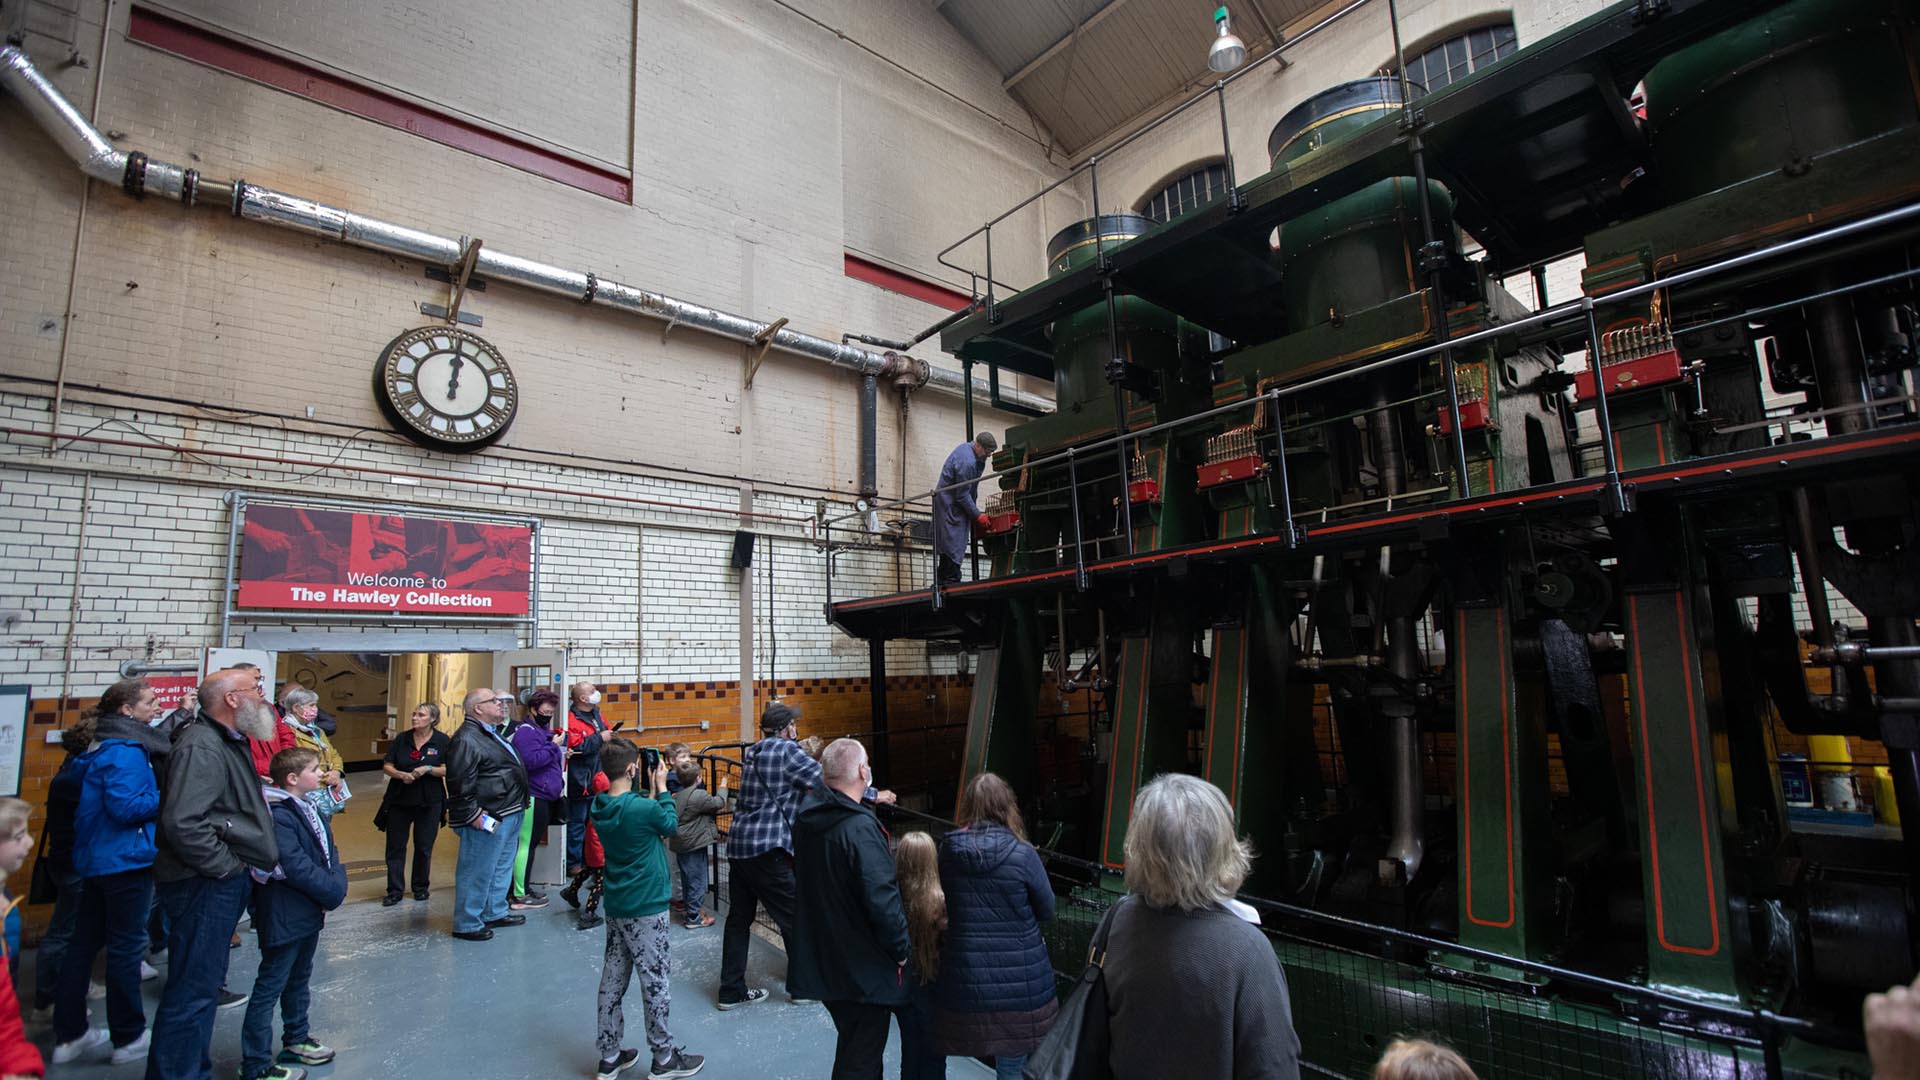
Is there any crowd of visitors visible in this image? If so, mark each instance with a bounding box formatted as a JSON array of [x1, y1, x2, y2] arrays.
[[10, 673, 1920, 1080]]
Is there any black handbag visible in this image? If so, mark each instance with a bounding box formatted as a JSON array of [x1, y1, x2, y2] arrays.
[[1023, 896, 1128, 1080], [372, 789, 392, 833], [26, 829, 56, 905]]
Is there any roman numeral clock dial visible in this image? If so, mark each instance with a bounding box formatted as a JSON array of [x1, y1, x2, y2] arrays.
[[372, 326, 519, 452]]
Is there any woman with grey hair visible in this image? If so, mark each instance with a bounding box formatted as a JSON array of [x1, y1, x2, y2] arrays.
[[1103, 773, 1301, 1080], [280, 686, 349, 816]]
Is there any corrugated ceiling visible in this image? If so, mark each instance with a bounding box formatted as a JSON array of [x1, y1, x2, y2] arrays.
[[937, 0, 1323, 154]]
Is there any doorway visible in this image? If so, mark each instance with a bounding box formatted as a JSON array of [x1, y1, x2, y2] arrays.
[[273, 648, 566, 768]]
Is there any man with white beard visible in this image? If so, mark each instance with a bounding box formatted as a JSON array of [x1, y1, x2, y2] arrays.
[[147, 668, 282, 1080]]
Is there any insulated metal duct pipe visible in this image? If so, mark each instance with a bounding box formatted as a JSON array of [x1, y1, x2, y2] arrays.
[[0, 44, 1052, 415], [858, 374, 880, 499]]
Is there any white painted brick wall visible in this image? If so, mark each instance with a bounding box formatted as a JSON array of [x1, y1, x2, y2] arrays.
[[0, 392, 949, 695]]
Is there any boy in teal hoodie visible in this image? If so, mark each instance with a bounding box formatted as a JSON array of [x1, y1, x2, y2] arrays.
[[589, 740, 704, 1080]]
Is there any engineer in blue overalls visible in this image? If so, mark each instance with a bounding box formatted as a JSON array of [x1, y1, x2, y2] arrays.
[[934, 431, 998, 584]]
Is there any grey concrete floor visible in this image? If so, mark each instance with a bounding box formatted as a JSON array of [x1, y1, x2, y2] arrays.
[[28, 774, 992, 1080]]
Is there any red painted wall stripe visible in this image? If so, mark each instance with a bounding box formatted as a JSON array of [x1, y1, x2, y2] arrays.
[[126, 6, 631, 203], [843, 253, 973, 311]]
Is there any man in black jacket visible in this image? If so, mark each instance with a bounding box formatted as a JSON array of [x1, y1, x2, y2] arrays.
[[789, 738, 910, 1080], [445, 688, 529, 942], [147, 668, 281, 1080]]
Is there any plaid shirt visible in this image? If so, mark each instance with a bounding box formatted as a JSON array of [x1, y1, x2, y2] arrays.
[[727, 736, 822, 861]]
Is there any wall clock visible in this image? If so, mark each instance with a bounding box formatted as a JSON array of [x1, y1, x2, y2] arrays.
[[373, 326, 519, 452]]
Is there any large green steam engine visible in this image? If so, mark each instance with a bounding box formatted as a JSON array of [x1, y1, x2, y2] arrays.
[[832, 0, 1920, 1074]]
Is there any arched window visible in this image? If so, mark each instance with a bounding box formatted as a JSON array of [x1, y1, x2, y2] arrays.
[[1401, 22, 1517, 97], [1140, 161, 1230, 224]]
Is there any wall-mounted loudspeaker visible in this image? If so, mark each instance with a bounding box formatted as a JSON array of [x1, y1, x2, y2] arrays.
[[731, 530, 755, 569]]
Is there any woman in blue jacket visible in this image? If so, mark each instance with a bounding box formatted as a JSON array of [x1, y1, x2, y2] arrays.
[[51, 678, 163, 1066], [934, 772, 1058, 1080]]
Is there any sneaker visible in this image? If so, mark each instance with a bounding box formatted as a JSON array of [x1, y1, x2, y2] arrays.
[[509, 894, 549, 910], [596, 1048, 641, 1079], [715, 988, 769, 1011], [578, 914, 604, 931], [218, 988, 250, 1010], [559, 886, 581, 909], [280, 1039, 335, 1065], [684, 912, 715, 929], [27, 1003, 52, 1026], [110, 1029, 151, 1065], [412, 891, 429, 901], [52, 1027, 110, 1064], [382, 894, 402, 907], [521, 889, 548, 902], [649, 1049, 705, 1079], [241, 1066, 308, 1080]]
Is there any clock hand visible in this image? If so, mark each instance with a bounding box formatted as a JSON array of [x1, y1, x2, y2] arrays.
[[447, 355, 463, 399]]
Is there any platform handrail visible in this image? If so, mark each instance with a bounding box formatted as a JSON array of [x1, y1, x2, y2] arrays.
[[827, 196, 1920, 540]]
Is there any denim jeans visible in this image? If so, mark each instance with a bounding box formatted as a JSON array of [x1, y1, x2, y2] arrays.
[[239, 933, 318, 1079], [33, 867, 82, 1010], [55, 867, 153, 1046], [677, 847, 709, 918], [565, 796, 591, 871], [994, 1055, 1027, 1080], [452, 810, 522, 933], [146, 872, 251, 1080]]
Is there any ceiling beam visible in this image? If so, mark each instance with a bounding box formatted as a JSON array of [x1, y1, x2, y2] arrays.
[[1002, 0, 1132, 91]]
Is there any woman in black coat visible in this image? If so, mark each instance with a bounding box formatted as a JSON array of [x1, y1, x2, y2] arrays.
[[934, 772, 1056, 1079]]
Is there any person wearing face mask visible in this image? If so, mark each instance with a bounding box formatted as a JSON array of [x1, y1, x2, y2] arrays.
[[278, 689, 347, 818], [507, 690, 565, 909], [564, 682, 611, 877], [148, 668, 282, 1080], [788, 738, 910, 1078], [378, 703, 449, 906], [444, 688, 530, 942]]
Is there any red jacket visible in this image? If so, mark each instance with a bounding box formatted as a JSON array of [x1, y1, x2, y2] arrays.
[[0, 900, 45, 1077], [249, 723, 298, 780], [583, 771, 610, 869]]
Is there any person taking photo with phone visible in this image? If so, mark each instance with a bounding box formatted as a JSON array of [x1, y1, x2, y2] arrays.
[[587, 739, 702, 1080]]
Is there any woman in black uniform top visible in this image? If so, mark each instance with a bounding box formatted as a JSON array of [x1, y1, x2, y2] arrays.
[[380, 703, 451, 905]]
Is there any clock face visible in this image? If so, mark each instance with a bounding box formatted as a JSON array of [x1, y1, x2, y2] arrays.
[[373, 327, 518, 452]]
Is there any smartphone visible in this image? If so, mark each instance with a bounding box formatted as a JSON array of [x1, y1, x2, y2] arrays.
[[640, 746, 661, 772]]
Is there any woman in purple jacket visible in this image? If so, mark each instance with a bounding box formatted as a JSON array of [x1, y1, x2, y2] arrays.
[[508, 689, 567, 908]]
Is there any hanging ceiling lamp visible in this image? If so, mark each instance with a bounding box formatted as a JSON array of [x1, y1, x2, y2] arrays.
[[1208, 6, 1248, 73]]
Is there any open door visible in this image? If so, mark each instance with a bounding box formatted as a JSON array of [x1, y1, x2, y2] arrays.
[[495, 648, 568, 888]]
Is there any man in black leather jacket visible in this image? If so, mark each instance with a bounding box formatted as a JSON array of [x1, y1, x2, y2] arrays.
[[445, 688, 529, 941], [148, 668, 282, 1080]]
